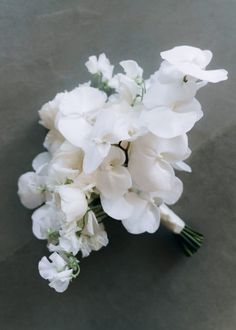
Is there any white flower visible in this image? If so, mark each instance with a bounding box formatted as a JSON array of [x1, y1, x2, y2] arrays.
[[32, 152, 51, 174], [143, 77, 197, 109], [38, 252, 73, 293], [56, 86, 107, 148], [120, 60, 143, 79], [85, 53, 114, 81], [142, 69, 203, 138], [48, 142, 83, 183], [43, 129, 65, 155], [31, 204, 61, 240], [17, 172, 47, 209], [141, 97, 203, 138], [57, 220, 82, 256], [56, 211, 108, 257], [128, 133, 189, 199], [96, 146, 132, 198], [39, 92, 66, 130], [109, 60, 144, 105], [82, 102, 131, 173], [109, 74, 142, 105], [160, 45, 228, 83], [79, 210, 109, 257], [101, 191, 160, 234], [57, 185, 88, 222]]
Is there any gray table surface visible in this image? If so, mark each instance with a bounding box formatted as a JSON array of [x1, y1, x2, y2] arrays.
[[0, 1, 236, 329]]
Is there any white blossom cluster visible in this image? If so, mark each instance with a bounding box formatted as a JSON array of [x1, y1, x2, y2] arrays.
[[18, 46, 227, 292]]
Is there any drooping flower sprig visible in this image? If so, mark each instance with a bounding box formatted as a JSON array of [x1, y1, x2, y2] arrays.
[[18, 46, 228, 292]]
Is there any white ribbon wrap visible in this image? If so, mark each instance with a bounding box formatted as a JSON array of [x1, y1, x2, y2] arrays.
[[160, 204, 185, 234]]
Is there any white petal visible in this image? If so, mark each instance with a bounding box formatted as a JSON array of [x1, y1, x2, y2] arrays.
[[120, 60, 143, 78], [153, 176, 183, 205], [122, 194, 160, 234], [129, 152, 175, 193], [83, 142, 111, 174], [32, 152, 51, 173], [143, 80, 197, 109], [101, 194, 133, 220], [141, 102, 200, 138], [58, 186, 87, 222], [161, 46, 211, 68], [160, 46, 228, 83], [59, 86, 106, 116], [32, 204, 60, 240], [38, 92, 65, 129], [49, 277, 70, 293], [38, 256, 55, 280], [18, 172, 46, 209], [59, 234, 81, 255], [86, 53, 114, 80], [173, 161, 192, 173], [43, 129, 65, 155], [176, 63, 228, 83], [130, 132, 191, 163], [101, 146, 126, 167], [49, 252, 67, 270], [97, 166, 132, 198], [57, 116, 92, 148]]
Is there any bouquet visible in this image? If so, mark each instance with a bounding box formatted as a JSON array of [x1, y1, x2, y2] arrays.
[[18, 46, 228, 292]]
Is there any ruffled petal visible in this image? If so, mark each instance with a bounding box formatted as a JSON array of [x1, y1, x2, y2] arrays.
[[101, 194, 133, 220], [141, 101, 200, 138], [58, 186, 87, 222], [57, 116, 92, 148], [17, 172, 46, 209], [32, 152, 51, 173], [97, 166, 132, 198], [59, 86, 106, 116], [122, 193, 160, 234], [120, 60, 143, 78]]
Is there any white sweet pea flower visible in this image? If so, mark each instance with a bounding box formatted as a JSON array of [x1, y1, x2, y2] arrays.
[[120, 60, 143, 80], [82, 102, 131, 173], [142, 67, 204, 138], [151, 176, 183, 205], [32, 152, 51, 174], [32, 204, 61, 240], [55, 210, 108, 257], [38, 252, 73, 293], [109, 73, 143, 105], [96, 146, 132, 198], [143, 77, 197, 109], [160, 45, 228, 83], [18, 172, 47, 209], [48, 142, 83, 183], [101, 191, 160, 234], [57, 185, 88, 222], [85, 53, 114, 81], [141, 97, 203, 138], [100, 193, 134, 220], [79, 210, 109, 257], [128, 133, 189, 196], [56, 86, 107, 148], [43, 129, 65, 155], [39, 92, 66, 130], [56, 220, 82, 256], [121, 192, 160, 234]]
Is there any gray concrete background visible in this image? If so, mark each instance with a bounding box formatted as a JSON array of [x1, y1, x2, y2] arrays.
[[0, 0, 235, 329]]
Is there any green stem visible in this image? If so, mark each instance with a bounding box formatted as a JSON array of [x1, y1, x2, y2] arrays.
[[176, 225, 204, 257]]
